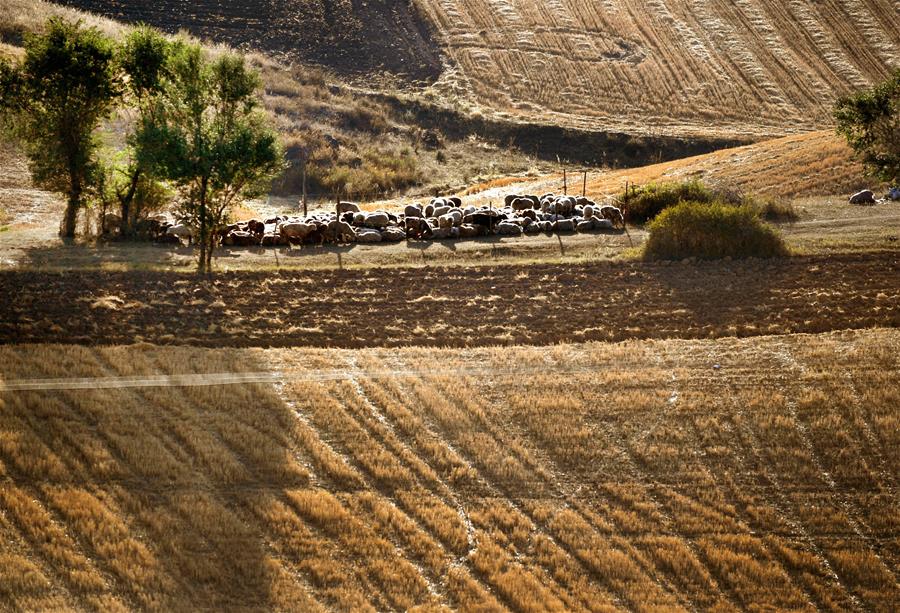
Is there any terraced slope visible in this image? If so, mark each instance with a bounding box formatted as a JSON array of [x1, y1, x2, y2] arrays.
[[1, 331, 898, 610], [417, 0, 900, 137]]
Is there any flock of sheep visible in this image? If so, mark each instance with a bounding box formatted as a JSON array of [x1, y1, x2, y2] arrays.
[[154, 193, 625, 248]]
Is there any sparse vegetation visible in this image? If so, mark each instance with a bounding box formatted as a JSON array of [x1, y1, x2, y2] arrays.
[[643, 201, 789, 261]]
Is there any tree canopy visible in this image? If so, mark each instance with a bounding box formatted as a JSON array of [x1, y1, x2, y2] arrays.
[[0, 17, 120, 237], [835, 69, 900, 186], [135, 42, 283, 271]]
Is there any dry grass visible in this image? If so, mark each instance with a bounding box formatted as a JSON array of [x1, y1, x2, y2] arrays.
[[0, 329, 898, 609], [467, 131, 874, 206]]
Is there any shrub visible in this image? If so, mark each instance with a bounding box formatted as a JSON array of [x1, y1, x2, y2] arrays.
[[624, 180, 799, 224], [643, 201, 789, 261], [743, 196, 799, 223], [623, 180, 714, 224]]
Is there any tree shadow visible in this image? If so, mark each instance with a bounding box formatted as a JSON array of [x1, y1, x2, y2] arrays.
[[0, 345, 337, 610]]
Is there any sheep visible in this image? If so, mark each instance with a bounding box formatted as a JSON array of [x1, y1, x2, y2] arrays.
[[324, 219, 356, 243], [431, 226, 454, 240], [353, 212, 366, 225], [380, 227, 406, 242], [457, 224, 480, 239], [261, 233, 286, 247], [448, 196, 462, 207], [226, 230, 257, 247], [405, 217, 433, 239], [497, 221, 523, 236], [432, 205, 452, 218], [511, 197, 535, 211], [597, 205, 625, 228], [364, 211, 390, 228], [279, 221, 316, 243], [438, 213, 455, 229], [849, 190, 876, 205], [555, 219, 576, 232], [166, 223, 195, 245], [592, 218, 614, 230], [576, 220, 595, 233], [355, 228, 382, 243], [336, 201, 361, 214], [246, 219, 265, 235], [424, 204, 435, 218], [404, 203, 423, 218], [583, 204, 595, 219]]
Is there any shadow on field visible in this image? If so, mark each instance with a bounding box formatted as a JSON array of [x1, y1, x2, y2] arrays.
[[0, 345, 319, 610], [1, 252, 898, 347]]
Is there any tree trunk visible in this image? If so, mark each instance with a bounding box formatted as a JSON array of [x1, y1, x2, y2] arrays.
[[119, 169, 140, 238], [62, 181, 80, 238], [198, 179, 209, 273]]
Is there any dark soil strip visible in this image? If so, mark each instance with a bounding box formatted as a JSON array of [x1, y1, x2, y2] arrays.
[[1, 253, 898, 348]]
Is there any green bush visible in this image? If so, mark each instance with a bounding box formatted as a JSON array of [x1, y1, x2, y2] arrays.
[[643, 201, 789, 261], [623, 180, 714, 224]]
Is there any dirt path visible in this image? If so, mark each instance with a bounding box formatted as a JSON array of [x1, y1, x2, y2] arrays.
[[2, 252, 898, 347]]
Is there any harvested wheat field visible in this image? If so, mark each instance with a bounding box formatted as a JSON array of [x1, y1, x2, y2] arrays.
[[417, 0, 900, 137], [0, 329, 898, 610]]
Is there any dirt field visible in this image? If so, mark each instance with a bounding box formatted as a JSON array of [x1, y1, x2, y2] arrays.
[[1, 330, 898, 610], [1, 251, 898, 347]]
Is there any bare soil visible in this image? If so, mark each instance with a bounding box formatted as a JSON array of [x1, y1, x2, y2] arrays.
[[2, 252, 898, 347]]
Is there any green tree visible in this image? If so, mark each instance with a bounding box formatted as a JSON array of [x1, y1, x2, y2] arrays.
[[835, 69, 900, 186], [136, 43, 283, 272], [0, 18, 120, 237], [109, 26, 173, 235]]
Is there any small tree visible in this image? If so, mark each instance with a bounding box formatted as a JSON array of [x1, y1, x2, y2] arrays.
[[835, 68, 900, 186], [136, 42, 283, 272], [110, 26, 173, 236], [0, 18, 120, 237]]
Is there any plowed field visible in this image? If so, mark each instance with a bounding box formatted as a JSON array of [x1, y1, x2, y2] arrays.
[[2, 252, 899, 347]]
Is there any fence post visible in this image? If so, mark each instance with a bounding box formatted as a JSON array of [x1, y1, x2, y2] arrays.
[[301, 158, 308, 218], [563, 168, 567, 195], [582, 171, 587, 197]]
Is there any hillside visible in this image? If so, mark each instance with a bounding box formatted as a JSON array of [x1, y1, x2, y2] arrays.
[[464, 131, 872, 205], [52, 0, 442, 84], [1, 331, 898, 610], [54, 0, 900, 139]]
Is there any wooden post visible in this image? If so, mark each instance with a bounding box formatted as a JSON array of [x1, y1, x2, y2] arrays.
[[563, 168, 567, 195], [301, 158, 308, 218], [582, 171, 587, 197]]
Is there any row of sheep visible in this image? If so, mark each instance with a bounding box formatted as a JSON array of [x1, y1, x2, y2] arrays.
[[146, 193, 624, 247]]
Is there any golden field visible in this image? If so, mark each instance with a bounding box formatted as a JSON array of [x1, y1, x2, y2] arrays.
[[417, 0, 900, 138], [1, 330, 898, 610]]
